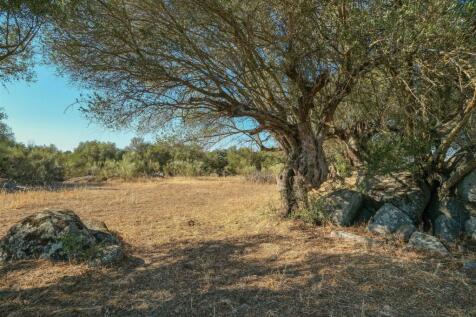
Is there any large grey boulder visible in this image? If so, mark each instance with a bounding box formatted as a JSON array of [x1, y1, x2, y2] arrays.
[[437, 197, 468, 228], [457, 169, 476, 204], [368, 203, 414, 235], [429, 197, 469, 242], [321, 189, 363, 226], [0, 209, 123, 266], [407, 232, 450, 257], [360, 173, 430, 223], [434, 215, 460, 242], [465, 217, 476, 240]]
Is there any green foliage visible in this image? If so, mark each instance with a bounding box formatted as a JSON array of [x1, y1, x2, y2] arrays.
[[361, 132, 431, 175], [163, 160, 205, 177], [0, 143, 65, 185], [289, 198, 330, 225], [0, 112, 284, 184], [59, 232, 89, 260], [60, 232, 106, 261]]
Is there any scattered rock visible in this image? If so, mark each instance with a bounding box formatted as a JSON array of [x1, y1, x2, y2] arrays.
[[434, 214, 460, 242], [321, 189, 363, 226], [407, 232, 450, 257], [0, 180, 26, 192], [457, 169, 476, 204], [465, 217, 476, 240], [0, 209, 124, 266], [360, 173, 430, 223], [329, 231, 379, 245], [394, 224, 416, 242], [368, 203, 414, 235]]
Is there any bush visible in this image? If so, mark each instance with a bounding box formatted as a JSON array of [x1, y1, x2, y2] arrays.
[[289, 198, 330, 225], [163, 160, 205, 176]]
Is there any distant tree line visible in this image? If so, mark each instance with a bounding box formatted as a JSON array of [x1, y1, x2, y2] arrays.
[[0, 111, 284, 185]]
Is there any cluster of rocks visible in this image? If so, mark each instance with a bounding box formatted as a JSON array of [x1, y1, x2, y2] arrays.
[[0, 209, 124, 266], [319, 170, 476, 256]]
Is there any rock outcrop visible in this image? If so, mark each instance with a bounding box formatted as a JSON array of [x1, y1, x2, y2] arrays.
[[457, 169, 476, 204], [360, 173, 430, 223], [465, 217, 476, 240], [368, 203, 414, 235], [0, 209, 124, 266], [321, 189, 363, 226]]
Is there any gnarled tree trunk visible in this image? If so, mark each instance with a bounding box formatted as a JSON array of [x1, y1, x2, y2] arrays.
[[278, 123, 329, 216]]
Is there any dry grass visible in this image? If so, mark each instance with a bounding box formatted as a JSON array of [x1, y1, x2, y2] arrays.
[[0, 177, 474, 316]]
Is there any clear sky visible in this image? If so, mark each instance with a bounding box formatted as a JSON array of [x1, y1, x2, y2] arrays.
[[0, 64, 137, 151]]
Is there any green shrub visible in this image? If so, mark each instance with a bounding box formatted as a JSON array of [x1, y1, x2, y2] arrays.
[[163, 160, 205, 176], [289, 198, 330, 225]]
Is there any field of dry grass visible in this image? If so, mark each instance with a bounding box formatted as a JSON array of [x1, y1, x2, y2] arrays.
[[0, 177, 474, 316]]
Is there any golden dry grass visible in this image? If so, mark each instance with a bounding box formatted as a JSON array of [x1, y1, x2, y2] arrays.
[[0, 177, 474, 316]]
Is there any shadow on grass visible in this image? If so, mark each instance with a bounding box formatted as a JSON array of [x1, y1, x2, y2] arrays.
[[0, 233, 473, 317]]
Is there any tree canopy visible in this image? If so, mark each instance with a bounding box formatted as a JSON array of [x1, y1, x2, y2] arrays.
[[45, 0, 476, 213]]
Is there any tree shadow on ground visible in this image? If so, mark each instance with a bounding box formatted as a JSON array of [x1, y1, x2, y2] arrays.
[[0, 233, 474, 317]]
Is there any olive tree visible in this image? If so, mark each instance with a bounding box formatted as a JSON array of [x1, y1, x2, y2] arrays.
[[0, 0, 55, 81], [46, 0, 472, 214]]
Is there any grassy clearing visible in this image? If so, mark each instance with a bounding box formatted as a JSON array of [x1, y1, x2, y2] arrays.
[[0, 177, 474, 316]]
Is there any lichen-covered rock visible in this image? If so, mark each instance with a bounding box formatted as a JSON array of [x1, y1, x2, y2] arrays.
[[88, 244, 124, 266], [465, 217, 476, 240], [463, 202, 476, 217], [437, 197, 468, 229], [457, 169, 476, 204], [407, 232, 449, 256], [434, 214, 460, 242], [0, 209, 123, 266], [360, 173, 430, 223], [394, 224, 416, 242], [368, 203, 414, 235], [321, 189, 363, 226]]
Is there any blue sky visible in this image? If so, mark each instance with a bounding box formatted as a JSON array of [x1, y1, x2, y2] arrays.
[[0, 64, 137, 151]]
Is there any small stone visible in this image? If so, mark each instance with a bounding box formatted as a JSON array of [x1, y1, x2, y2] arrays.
[[329, 231, 379, 245], [407, 232, 450, 257], [368, 203, 414, 235], [463, 261, 476, 270], [394, 224, 416, 242]]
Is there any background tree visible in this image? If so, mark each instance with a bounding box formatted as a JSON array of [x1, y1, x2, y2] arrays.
[[46, 0, 475, 214]]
